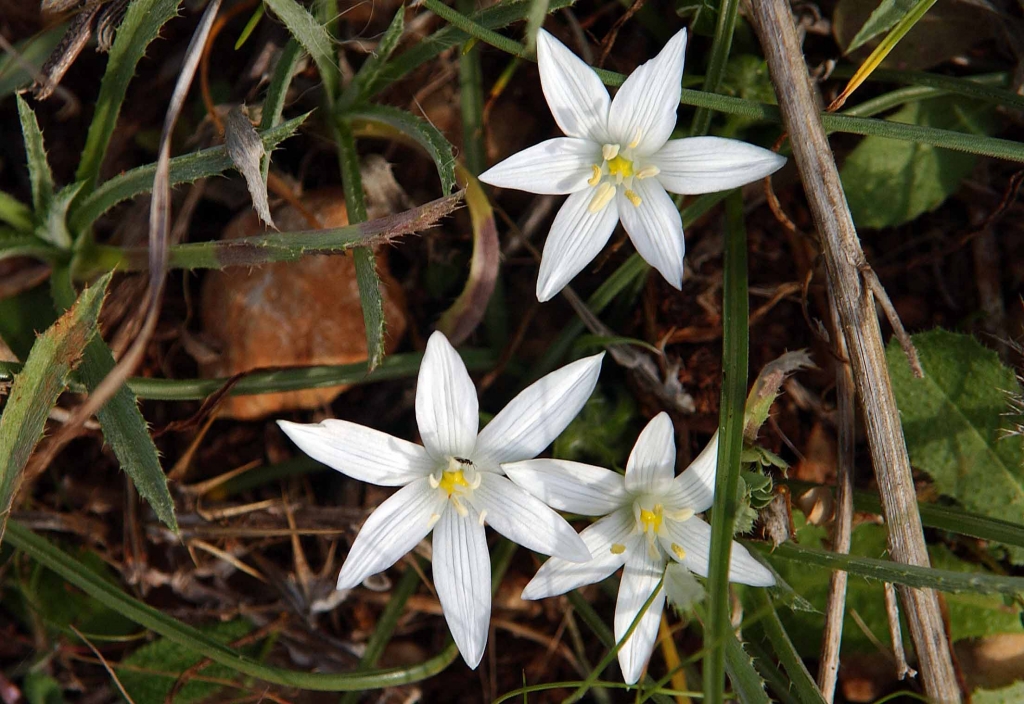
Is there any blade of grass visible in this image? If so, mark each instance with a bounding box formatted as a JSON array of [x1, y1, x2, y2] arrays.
[[523, 0, 550, 54], [703, 192, 749, 704], [722, 625, 772, 704], [0, 191, 33, 232], [348, 106, 457, 195], [457, 0, 485, 177], [263, 0, 338, 103], [15, 94, 54, 224], [753, 540, 1024, 596], [5, 520, 459, 689], [74, 0, 181, 197], [0, 274, 110, 543], [50, 267, 177, 533], [0, 235, 63, 264], [336, 6, 406, 111], [335, 119, 386, 371], [690, 0, 741, 136], [69, 114, 307, 233], [827, 68, 1024, 111], [746, 590, 827, 703], [0, 348, 497, 401]]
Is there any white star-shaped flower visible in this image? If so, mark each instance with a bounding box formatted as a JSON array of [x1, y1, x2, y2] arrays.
[[277, 332, 601, 668], [479, 29, 787, 302], [503, 412, 775, 684]]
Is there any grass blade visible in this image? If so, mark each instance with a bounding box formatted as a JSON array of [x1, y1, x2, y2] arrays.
[[15, 94, 55, 221], [70, 114, 307, 233], [4, 520, 460, 689], [0, 190, 33, 232], [704, 192, 749, 704], [337, 6, 405, 111], [50, 268, 177, 533], [690, 0, 741, 136], [746, 590, 827, 703], [263, 0, 339, 102], [0, 274, 110, 543], [74, 0, 181, 197]]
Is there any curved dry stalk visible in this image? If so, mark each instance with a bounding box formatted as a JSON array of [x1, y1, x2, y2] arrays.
[[748, 0, 961, 700]]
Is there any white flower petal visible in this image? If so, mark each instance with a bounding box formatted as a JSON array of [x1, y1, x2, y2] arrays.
[[660, 516, 775, 587], [277, 420, 434, 486], [651, 136, 787, 194], [475, 351, 604, 469], [667, 431, 719, 513], [624, 412, 677, 495], [416, 331, 479, 460], [618, 178, 685, 290], [434, 504, 492, 668], [478, 138, 600, 195], [536, 189, 620, 302], [521, 508, 636, 600], [536, 30, 610, 142], [607, 29, 687, 154], [473, 473, 589, 561], [614, 546, 667, 685], [502, 458, 628, 516], [337, 478, 444, 590]]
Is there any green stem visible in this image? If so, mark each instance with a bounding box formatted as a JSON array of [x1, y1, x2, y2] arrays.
[[691, 0, 741, 136], [703, 192, 748, 704], [458, 0, 486, 176]]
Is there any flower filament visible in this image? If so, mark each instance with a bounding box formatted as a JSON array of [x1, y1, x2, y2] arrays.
[[586, 131, 661, 214]]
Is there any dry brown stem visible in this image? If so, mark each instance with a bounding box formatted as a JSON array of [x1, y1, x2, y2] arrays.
[[748, 0, 961, 699]]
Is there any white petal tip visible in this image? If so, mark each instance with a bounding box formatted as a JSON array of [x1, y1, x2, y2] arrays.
[[536, 279, 559, 303]]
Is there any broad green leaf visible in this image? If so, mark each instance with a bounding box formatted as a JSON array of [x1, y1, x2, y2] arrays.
[[974, 682, 1024, 704], [774, 515, 1024, 657], [74, 0, 182, 197], [50, 270, 178, 533], [117, 620, 252, 704], [842, 96, 996, 229], [263, 0, 339, 101], [847, 0, 917, 52], [0, 190, 33, 232], [0, 274, 110, 542], [349, 105, 458, 195], [888, 329, 1024, 563], [337, 6, 405, 110], [16, 94, 54, 221]]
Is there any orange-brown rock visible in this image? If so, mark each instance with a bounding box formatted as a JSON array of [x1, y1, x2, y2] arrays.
[[200, 188, 407, 419]]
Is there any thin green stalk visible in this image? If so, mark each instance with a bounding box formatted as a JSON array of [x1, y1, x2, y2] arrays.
[[493, 681, 701, 703], [828, 68, 1023, 110], [747, 591, 826, 704], [338, 567, 422, 704], [703, 192, 748, 704], [691, 0, 741, 136], [458, 0, 486, 176]]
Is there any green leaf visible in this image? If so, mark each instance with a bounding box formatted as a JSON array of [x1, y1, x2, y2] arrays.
[[50, 269, 177, 533], [35, 183, 80, 250], [349, 105, 457, 195], [0, 25, 64, 99], [0, 234, 61, 265], [888, 329, 1024, 563], [263, 0, 339, 102], [337, 6, 405, 110], [973, 682, 1024, 704], [5, 520, 461, 689], [773, 515, 1024, 657], [74, 0, 182, 197], [16, 94, 55, 220], [0, 273, 110, 543], [118, 620, 252, 704], [70, 114, 308, 233], [21, 672, 64, 704], [841, 96, 996, 229], [847, 0, 917, 51], [0, 190, 34, 233]]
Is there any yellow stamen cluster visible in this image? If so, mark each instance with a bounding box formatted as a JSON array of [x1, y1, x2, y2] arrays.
[[585, 132, 662, 213], [639, 504, 664, 534]]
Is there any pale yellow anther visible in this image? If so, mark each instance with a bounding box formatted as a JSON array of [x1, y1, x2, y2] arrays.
[[624, 189, 642, 207], [628, 128, 643, 149], [451, 497, 469, 517], [470, 473, 482, 490], [588, 164, 602, 187], [428, 474, 440, 489], [635, 165, 660, 180], [588, 182, 616, 213], [427, 512, 442, 528], [610, 543, 626, 555], [671, 543, 687, 560], [602, 143, 620, 161], [478, 509, 488, 526]]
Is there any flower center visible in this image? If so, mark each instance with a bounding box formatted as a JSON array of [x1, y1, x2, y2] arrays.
[[428, 457, 482, 523], [639, 504, 664, 534], [586, 134, 660, 213]]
